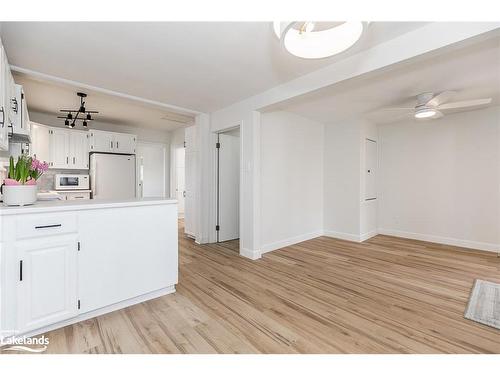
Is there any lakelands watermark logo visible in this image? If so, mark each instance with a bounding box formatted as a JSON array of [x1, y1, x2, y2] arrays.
[[1, 333, 49, 353]]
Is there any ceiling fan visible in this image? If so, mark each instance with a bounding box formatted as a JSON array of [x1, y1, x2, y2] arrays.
[[382, 91, 492, 120]]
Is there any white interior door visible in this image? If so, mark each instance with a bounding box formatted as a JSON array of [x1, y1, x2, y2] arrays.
[[217, 132, 240, 242], [136, 142, 166, 198], [365, 139, 377, 200], [175, 147, 186, 216], [184, 125, 197, 238]]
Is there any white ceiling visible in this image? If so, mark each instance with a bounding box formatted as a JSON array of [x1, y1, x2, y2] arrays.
[[267, 37, 500, 124], [0, 22, 427, 113], [15, 73, 195, 131]]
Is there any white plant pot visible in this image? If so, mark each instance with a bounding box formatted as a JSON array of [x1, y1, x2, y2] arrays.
[[2, 185, 38, 206]]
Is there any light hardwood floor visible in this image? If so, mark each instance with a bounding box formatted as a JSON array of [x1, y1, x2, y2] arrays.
[[16, 221, 500, 353]]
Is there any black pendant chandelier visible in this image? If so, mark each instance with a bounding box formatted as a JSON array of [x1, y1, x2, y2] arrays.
[[57, 92, 98, 128]]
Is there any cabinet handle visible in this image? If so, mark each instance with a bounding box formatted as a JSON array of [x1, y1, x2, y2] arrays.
[[11, 98, 18, 114], [19, 260, 23, 281], [66, 156, 69, 164], [110, 141, 113, 149], [73, 157, 76, 164], [0, 107, 4, 128], [116, 141, 119, 149], [35, 224, 62, 229]]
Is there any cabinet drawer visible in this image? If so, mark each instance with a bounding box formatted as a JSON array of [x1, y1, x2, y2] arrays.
[[16, 213, 77, 239]]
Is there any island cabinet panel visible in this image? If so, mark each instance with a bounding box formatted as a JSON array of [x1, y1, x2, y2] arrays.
[[16, 235, 78, 333], [77, 204, 178, 314], [0, 199, 178, 338]]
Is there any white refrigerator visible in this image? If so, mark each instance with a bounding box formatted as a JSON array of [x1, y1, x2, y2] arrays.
[[90, 153, 136, 200]]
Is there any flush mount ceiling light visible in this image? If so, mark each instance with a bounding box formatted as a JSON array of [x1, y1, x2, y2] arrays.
[[273, 21, 367, 59], [57, 92, 98, 129]]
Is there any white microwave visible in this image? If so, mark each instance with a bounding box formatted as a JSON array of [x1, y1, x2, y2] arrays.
[[54, 174, 90, 190]]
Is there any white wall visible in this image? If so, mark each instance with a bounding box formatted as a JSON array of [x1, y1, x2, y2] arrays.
[[323, 119, 363, 240], [378, 106, 500, 251], [260, 111, 324, 252]]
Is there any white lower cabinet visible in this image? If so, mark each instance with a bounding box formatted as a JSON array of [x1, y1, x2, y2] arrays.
[[0, 201, 178, 337], [16, 235, 78, 333]]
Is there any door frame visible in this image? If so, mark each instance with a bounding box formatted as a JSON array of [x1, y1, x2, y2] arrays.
[[214, 125, 241, 243]]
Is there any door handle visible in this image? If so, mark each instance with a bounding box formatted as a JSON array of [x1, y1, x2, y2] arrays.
[[0, 107, 4, 128], [19, 260, 23, 281]]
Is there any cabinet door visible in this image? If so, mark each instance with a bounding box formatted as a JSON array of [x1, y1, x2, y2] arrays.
[[0, 46, 8, 151], [30, 123, 51, 163], [17, 235, 78, 333], [114, 133, 136, 154], [49, 128, 70, 168], [89, 130, 114, 153], [69, 131, 89, 169]]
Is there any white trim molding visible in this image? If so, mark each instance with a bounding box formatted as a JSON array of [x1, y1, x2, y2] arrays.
[[11, 66, 201, 116], [240, 247, 261, 260], [323, 230, 362, 242], [360, 230, 378, 242], [261, 230, 324, 254], [378, 228, 500, 253]]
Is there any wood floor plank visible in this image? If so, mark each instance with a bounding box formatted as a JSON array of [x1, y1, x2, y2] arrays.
[[13, 220, 500, 354]]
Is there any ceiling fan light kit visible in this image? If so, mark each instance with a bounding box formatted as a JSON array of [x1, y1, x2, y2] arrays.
[[414, 107, 437, 119], [57, 92, 98, 129], [273, 21, 367, 59], [383, 91, 493, 121]]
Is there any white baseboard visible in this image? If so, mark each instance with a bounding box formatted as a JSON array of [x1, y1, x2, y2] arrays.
[[360, 230, 378, 242], [240, 247, 261, 260], [323, 230, 362, 242], [260, 230, 324, 254], [377, 228, 500, 253]]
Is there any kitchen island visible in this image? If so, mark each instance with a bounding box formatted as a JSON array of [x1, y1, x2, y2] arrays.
[[0, 198, 178, 338]]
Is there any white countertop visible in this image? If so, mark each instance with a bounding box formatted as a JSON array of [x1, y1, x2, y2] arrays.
[[0, 197, 177, 215]]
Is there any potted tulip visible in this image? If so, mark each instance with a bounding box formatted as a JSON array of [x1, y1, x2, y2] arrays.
[[1, 155, 49, 206]]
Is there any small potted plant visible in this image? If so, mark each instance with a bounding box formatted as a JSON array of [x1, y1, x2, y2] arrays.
[[1, 155, 49, 206]]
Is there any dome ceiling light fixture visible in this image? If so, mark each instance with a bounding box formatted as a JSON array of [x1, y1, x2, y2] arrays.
[[273, 21, 367, 59], [57, 92, 99, 129]]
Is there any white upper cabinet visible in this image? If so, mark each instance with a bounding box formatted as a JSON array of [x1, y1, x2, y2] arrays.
[[10, 84, 31, 142], [48, 128, 89, 170], [30, 122, 51, 163], [0, 44, 9, 151], [49, 128, 70, 169], [113, 132, 136, 154], [69, 131, 89, 169], [89, 129, 114, 153], [90, 129, 136, 154]]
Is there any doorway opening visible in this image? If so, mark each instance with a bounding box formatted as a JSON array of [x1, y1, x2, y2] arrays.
[[216, 127, 240, 245]]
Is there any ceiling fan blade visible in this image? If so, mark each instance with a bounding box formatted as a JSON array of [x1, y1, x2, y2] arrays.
[[432, 110, 444, 119], [426, 91, 456, 107], [379, 107, 414, 111], [438, 98, 492, 110]]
